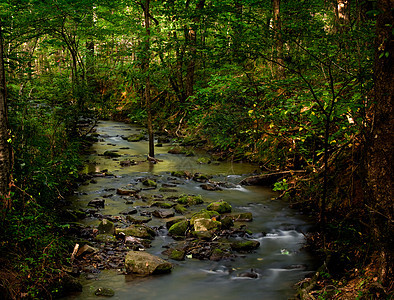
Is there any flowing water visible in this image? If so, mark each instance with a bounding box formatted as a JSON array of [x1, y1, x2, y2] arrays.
[[65, 120, 317, 300]]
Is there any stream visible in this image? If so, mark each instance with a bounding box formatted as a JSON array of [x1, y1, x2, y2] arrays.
[[64, 120, 317, 300]]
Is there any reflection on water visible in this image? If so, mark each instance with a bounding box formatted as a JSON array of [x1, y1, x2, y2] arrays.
[[65, 120, 317, 300]]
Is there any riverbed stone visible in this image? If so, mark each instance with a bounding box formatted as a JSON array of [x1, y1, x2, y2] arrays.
[[116, 188, 140, 196], [174, 204, 187, 214], [170, 171, 192, 179], [116, 225, 155, 239], [177, 194, 203, 206], [126, 215, 152, 224], [94, 287, 115, 297], [151, 201, 175, 209], [230, 240, 260, 252], [98, 219, 115, 235], [152, 209, 175, 219], [207, 200, 232, 214], [103, 150, 121, 158], [125, 251, 172, 275], [143, 179, 157, 188], [119, 208, 138, 215], [193, 218, 221, 232], [166, 216, 187, 229], [190, 210, 219, 226], [76, 244, 98, 258], [88, 199, 105, 208], [168, 220, 189, 237], [193, 173, 212, 182], [94, 234, 117, 243], [167, 248, 186, 261], [200, 183, 222, 191]]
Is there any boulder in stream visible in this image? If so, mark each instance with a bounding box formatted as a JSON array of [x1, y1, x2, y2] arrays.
[[125, 251, 172, 275], [98, 219, 115, 235], [207, 200, 232, 214], [168, 219, 189, 237], [116, 225, 156, 239], [126, 215, 152, 224], [103, 150, 122, 158], [230, 240, 260, 252], [88, 198, 105, 208], [193, 218, 221, 232], [177, 194, 203, 206], [95, 287, 115, 297], [152, 209, 175, 219]]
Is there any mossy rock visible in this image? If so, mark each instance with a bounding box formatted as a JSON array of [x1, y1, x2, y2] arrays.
[[103, 151, 121, 158], [192, 230, 213, 240], [193, 173, 212, 182], [170, 171, 191, 178], [207, 200, 232, 214], [143, 179, 157, 188], [168, 147, 187, 155], [151, 201, 175, 209], [125, 251, 172, 275], [197, 157, 211, 164], [177, 194, 203, 206], [166, 216, 187, 229], [95, 287, 115, 297], [98, 219, 115, 235], [190, 210, 219, 225], [168, 220, 189, 237], [230, 240, 260, 252], [220, 216, 234, 229], [94, 234, 117, 243], [126, 133, 145, 142], [193, 218, 221, 232], [116, 225, 156, 239], [126, 215, 152, 224], [174, 204, 187, 214], [168, 249, 185, 261], [210, 248, 224, 261]]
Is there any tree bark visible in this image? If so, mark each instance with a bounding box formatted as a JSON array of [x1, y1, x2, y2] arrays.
[[366, 0, 393, 285], [143, 0, 154, 158], [272, 0, 285, 79], [0, 18, 12, 209], [185, 0, 205, 98]]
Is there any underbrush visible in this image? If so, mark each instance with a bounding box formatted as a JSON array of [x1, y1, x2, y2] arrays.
[[0, 80, 85, 299]]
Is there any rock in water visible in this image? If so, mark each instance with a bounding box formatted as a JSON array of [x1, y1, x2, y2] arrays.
[[125, 251, 172, 275], [94, 287, 115, 297]]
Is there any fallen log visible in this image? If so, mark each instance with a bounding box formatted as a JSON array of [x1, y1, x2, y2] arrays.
[[240, 170, 306, 186]]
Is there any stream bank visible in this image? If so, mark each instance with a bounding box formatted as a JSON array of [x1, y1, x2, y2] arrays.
[[63, 120, 319, 300]]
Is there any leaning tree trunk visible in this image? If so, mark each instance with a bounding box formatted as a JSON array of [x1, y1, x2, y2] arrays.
[[366, 0, 393, 286], [0, 18, 12, 210]]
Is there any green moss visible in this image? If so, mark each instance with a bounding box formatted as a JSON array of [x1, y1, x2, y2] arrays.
[[168, 220, 189, 237], [169, 249, 185, 261], [207, 200, 232, 214], [174, 204, 187, 214], [94, 234, 117, 243], [103, 150, 121, 157], [143, 179, 157, 187], [177, 194, 203, 205], [151, 201, 174, 209], [230, 240, 260, 252], [190, 209, 219, 225]]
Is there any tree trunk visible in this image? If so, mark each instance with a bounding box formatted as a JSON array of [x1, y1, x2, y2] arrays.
[[366, 0, 393, 285], [0, 18, 12, 209], [143, 0, 154, 158], [185, 0, 205, 99], [272, 0, 285, 79]]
